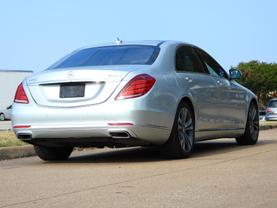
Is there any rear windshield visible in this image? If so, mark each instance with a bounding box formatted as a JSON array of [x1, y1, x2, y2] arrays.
[[50, 45, 160, 69], [268, 100, 277, 108]]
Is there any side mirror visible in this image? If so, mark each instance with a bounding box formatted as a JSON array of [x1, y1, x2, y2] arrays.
[[229, 68, 242, 80]]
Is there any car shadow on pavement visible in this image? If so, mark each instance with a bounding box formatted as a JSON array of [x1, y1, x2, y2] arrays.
[[66, 147, 162, 163], [56, 138, 275, 164]]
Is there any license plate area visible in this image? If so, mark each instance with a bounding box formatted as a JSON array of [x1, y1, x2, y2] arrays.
[[59, 83, 85, 98]]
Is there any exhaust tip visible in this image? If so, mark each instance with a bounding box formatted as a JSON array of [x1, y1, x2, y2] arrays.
[[17, 133, 32, 141], [109, 131, 130, 139]]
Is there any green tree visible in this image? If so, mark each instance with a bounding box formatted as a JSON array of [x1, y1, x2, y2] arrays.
[[235, 61, 277, 106]]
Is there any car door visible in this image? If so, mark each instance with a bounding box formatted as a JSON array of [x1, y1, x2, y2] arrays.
[[194, 47, 247, 130], [175, 45, 220, 136]]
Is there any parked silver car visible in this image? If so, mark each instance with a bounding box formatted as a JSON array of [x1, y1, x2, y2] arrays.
[[0, 111, 4, 121], [0, 105, 12, 121], [265, 98, 277, 121], [12, 41, 259, 161]]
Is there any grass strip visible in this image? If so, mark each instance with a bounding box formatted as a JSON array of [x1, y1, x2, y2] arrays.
[[0, 130, 26, 147]]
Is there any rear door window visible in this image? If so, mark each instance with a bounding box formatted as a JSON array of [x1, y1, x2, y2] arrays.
[[175, 46, 207, 74]]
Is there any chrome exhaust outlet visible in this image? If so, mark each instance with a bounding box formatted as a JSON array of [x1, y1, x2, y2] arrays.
[[17, 133, 32, 141], [109, 131, 131, 139]]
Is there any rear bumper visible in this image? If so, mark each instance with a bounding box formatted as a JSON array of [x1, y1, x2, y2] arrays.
[[14, 124, 170, 146], [265, 115, 277, 121], [12, 100, 173, 146]]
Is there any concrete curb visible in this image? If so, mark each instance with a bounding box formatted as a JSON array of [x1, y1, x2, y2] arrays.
[[0, 125, 277, 161], [0, 145, 35, 160], [260, 125, 277, 131], [0, 129, 11, 131]]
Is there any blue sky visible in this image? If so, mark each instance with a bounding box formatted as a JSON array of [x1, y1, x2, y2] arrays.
[[0, 0, 276, 71]]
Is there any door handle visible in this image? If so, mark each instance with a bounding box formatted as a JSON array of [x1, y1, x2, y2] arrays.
[[185, 76, 192, 83], [216, 80, 222, 85]]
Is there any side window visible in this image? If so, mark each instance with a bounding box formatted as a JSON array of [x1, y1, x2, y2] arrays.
[[194, 48, 228, 79], [175, 46, 207, 73]]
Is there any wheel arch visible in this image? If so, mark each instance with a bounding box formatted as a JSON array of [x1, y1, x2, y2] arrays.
[[178, 97, 196, 121], [0, 112, 5, 120], [246, 98, 259, 119], [161, 96, 196, 158], [167, 96, 196, 140], [250, 98, 259, 110], [236, 97, 260, 145], [243, 97, 259, 129]]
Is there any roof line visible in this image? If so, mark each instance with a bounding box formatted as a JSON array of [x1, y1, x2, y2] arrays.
[[0, 69, 33, 73], [157, 41, 166, 47]]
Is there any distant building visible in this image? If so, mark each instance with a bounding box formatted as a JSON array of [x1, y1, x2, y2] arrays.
[[0, 69, 33, 111]]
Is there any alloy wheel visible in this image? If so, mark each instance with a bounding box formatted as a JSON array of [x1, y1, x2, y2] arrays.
[[249, 105, 259, 139], [0, 113, 4, 121], [177, 107, 194, 152]]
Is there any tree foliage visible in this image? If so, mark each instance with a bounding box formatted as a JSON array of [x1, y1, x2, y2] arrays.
[[235, 60, 277, 106]]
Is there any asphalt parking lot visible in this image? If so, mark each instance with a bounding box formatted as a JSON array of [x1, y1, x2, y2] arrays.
[[0, 129, 277, 208]]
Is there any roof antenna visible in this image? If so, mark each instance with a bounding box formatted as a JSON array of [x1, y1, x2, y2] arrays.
[[115, 37, 123, 45]]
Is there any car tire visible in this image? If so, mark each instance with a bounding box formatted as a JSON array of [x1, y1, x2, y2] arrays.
[[236, 102, 259, 145], [161, 102, 195, 159], [0, 113, 5, 121], [34, 145, 73, 161]]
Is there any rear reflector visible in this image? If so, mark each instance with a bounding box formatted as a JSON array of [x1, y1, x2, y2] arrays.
[[13, 125, 31, 129], [107, 123, 134, 126], [115, 74, 156, 100], [14, 83, 29, 104], [266, 108, 273, 113]]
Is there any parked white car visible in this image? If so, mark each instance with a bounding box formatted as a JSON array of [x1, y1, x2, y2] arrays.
[[265, 98, 277, 121], [0, 105, 12, 121]]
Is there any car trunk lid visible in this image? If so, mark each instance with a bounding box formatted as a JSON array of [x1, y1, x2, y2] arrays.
[[26, 66, 134, 107]]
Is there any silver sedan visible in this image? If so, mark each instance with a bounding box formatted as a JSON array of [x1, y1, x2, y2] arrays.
[[12, 40, 259, 161], [265, 98, 277, 121]]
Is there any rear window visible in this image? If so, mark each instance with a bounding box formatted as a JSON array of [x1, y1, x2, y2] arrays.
[[268, 100, 277, 108], [50, 45, 160, 69]]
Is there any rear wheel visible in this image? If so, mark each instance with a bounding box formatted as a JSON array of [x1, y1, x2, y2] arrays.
[[34, 145, 73, 161], [236, 102, 259, 145], [161, 102, 195, 158], [0, 113, 5, 121]]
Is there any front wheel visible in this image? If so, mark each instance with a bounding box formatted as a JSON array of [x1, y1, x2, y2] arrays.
[[34, 145, 73, 161], [236, 102, 259, 145], [0, 113, 5, 121], [161, 102, 195, 158]]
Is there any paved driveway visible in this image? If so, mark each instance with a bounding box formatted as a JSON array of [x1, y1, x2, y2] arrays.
[[0, 129, 277, 208]]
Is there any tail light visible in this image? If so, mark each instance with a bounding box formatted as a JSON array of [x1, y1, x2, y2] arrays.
[[266, 108, 273, 113], [14, 83, 29, 104], [115, 74, 156, 100]]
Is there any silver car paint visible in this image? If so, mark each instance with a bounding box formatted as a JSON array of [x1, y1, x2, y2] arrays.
[[265, 99, 277, 121], [12, 41, 257, 145]]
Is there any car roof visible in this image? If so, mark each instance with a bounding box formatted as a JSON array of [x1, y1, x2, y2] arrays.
[[79, 40, 193, 50]]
